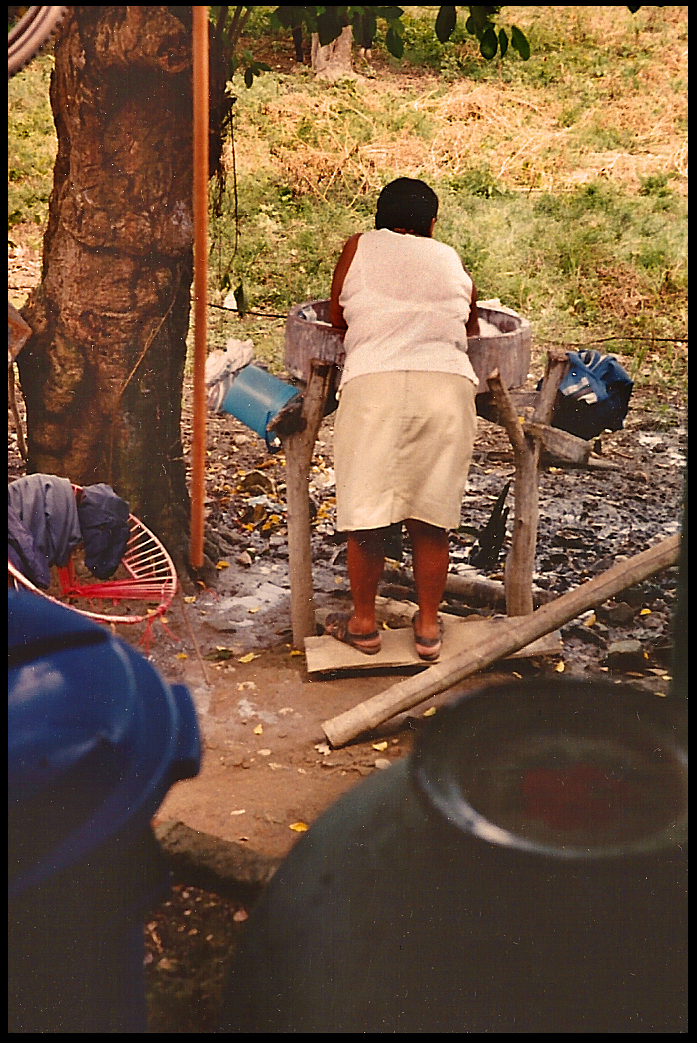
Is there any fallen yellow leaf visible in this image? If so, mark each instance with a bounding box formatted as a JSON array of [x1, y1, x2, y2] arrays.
[[238, 652, 259, 663], [555, 660, 565, 672], [216, 560, 230, 569], [289, 649, 303, 656], [253, 724, 263, 735], [183, 596, 196, 604], [584, 612, 596, 626], [639, 608, 652, 616], [372, 741, 388, 752], [423, 707, 436, 717], [289, 821, 308, 832], [176, 653, 188, 660]]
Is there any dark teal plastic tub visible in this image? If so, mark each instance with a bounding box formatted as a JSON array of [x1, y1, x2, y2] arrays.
[[220, 678, 687, 1033]]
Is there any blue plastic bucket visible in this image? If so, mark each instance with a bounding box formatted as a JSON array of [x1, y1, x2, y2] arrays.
[[8, 590, 201, 1033], [222, 363, 300, 451]]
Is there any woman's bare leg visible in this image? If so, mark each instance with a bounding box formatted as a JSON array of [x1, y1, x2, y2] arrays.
[[346, 529, 385, 634], [405, 519, 449, 639]]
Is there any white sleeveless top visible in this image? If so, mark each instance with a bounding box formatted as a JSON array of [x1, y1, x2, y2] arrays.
[[338, 228, 478, 390]]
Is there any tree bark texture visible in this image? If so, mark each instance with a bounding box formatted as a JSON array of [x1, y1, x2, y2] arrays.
[[310, 25, 355, 81], [488, 351, 568, 617], [280, 361, 334, 648], [19, 7, 225, 569]]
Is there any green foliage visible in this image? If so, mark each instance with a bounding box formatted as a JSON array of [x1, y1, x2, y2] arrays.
[[215, 6, 530, 80], [638, 173, 673, 197], [435, 6, 457, 44], [7, 52, 56, 228], [448, 168, 507, 198]]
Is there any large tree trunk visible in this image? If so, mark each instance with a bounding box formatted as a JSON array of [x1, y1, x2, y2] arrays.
[[19, 7, 218, 574]]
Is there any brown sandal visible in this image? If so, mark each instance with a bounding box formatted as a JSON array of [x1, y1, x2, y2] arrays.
[[324, 612, 382, 655], [413, 611, 444, 662]]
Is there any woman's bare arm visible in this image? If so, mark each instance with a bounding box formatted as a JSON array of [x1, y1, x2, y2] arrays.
[[330, 233, 361, 329], [461, 260, 481, 337]]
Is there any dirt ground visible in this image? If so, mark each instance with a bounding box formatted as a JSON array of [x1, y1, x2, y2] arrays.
[[140, 389, 686, 861], [9, 347, 686, 1031], [131, 388, 686, 1032]]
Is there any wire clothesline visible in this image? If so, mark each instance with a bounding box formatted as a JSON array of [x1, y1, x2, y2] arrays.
[[199, 296, 688, 342]]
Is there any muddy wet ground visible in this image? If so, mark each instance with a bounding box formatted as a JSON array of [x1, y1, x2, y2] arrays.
[[142, 386, 685, 854], [146, 377, 685, 1032], [8, 371, 686, 1033]]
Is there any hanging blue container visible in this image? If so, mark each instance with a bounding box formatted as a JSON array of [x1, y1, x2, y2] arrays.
[[222, 363, 301, 451]]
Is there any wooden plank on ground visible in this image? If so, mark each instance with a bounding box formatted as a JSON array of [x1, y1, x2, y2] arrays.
[[305, 616, 561, 677]]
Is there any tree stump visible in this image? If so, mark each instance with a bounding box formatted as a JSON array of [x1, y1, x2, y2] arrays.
[[311, 25, 355, 81]]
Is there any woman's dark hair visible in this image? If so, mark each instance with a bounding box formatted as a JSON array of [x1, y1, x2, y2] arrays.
[[375, 177, 439, 236]]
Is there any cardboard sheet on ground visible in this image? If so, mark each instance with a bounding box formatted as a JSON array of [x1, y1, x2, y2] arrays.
[[305, 615, 562, 677]]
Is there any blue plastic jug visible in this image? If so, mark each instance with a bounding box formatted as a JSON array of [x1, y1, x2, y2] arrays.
[[222, 363, 300, 451], [8, 590, 201, 1033]]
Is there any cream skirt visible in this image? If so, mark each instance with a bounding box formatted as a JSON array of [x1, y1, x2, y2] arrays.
[[334, 371, 477, 532]]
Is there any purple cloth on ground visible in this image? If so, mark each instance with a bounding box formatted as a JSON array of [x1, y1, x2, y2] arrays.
[[8, 474, 82, 569], [8, 503, 51, 588]]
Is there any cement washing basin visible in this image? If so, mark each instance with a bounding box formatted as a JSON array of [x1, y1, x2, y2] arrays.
[[284, 298, 531, 393]]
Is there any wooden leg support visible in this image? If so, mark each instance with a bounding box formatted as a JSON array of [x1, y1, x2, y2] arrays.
[[487, 351, 568, 617], [277, 360, 335, 649]]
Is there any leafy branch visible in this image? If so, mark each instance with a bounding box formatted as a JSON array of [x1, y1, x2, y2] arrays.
[[211, 5, 657, 86], [210, 6, 530, 80]]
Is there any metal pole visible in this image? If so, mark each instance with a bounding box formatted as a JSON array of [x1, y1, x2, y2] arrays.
[[190, 6, 209, 569]]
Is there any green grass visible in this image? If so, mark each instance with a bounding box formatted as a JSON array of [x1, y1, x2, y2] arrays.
[[8, 8, 688, 396], [210, 61, 686, 388], [8, 52, 56, 230]]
